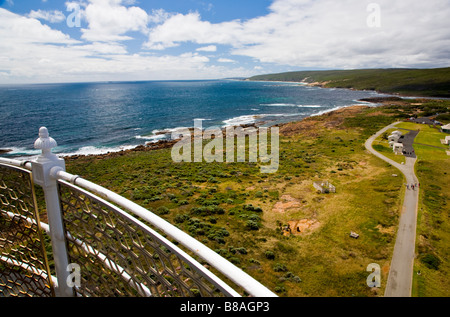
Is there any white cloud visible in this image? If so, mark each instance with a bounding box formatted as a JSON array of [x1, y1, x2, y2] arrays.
[[28, 9, 66, 23], [145, 0, 450, 69], [196, 45, 217, 52], [0, 9, 75, 44], [144, 12, 243, 50], [80, 0, 150, 42], [2, 0, 449, 84], [0, 8, 253, 83], [148, 8, 171, 24], [217, 58, 235, 63]]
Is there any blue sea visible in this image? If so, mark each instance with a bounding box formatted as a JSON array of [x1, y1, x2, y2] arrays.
[[0, 80, 389, 157]]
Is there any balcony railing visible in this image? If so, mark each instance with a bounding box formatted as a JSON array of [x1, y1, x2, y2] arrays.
[[0, 127, 276, 297]]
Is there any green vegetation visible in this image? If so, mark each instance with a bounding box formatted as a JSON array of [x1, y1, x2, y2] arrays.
[[388, 121, 450, 297], [63, 99, 449, 297], [248, 67, 450, 98]]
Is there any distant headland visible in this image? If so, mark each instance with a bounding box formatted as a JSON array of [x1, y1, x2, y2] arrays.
[[247, 67, 450, 98]]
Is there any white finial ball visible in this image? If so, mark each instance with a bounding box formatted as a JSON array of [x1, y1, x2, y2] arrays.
[[34, 127, 57, 150], [39, 127, 49, 139]]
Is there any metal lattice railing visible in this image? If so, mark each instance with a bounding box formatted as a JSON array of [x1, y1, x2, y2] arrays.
[[0, 164, 54, 297], [58, 180, 234, 297], [0, 127, 277, 298]]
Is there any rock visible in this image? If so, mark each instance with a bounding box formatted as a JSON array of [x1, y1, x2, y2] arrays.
[[0, 149, 12, 154]]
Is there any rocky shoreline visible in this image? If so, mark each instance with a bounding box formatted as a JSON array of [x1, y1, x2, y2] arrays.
[[65, 104, 374, 163], [6, 98, 401, 163]]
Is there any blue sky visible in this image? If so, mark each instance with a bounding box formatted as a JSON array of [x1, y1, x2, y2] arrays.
[[0, 0, 449, 84]]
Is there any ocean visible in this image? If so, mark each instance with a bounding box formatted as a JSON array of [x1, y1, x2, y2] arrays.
[[0, 79, 389, 157]]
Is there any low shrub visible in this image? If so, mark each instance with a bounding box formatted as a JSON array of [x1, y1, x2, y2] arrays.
[[264, 251, 275, 260]]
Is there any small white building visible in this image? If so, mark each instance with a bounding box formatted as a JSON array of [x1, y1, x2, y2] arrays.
[[393, 142, 404, 155], [441, 136, 450, 145], [388, 131, 403, 143], [442, 124, 450, 133]]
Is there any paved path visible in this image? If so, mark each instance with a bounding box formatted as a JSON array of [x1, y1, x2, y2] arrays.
[[365, 123, 419, 297]]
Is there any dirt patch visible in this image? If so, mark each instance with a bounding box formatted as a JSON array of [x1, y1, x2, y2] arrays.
[[283, 219, 320, 236], [272, 195, 301, 213], [376, 224, 396, 235], [382, 263, 390, 276]]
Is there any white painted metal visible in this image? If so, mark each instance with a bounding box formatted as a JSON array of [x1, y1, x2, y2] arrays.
[[1, 127, 277, 297], [58, 179, 238, 297], [55, 170, 277, 297], [0, 158, 32, 170], [31, 127, 74, 297]]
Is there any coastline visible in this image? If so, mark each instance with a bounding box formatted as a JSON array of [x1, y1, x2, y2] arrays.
[[2, 78, 437, 161], [246, 67, 450, 99], [64, 104, 373, 162], [247, 78, 429, 99], [0, 102, 372, 161], [63, 92, 444, 162]]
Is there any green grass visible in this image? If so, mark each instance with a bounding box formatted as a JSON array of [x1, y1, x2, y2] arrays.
[[60, 102, 449, 297], [408, 123, 450, 297], [367, 118, 449, 296], [248, 68, 450, 98], [63, 106, 410, 297], [413, 157, 450, 296], [395, 122, 449, 160]]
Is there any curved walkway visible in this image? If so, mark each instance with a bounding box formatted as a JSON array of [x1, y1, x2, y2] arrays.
[[365, 123, 419, 297]]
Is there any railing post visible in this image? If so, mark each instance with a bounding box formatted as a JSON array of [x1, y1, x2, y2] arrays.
[[32, 127, 74, 297]]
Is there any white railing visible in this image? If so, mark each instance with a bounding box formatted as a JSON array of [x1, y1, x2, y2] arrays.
[[0, 127, 276, 298]]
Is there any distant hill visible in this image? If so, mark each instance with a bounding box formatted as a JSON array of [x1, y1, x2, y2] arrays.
[[248, 68, 450, 98]]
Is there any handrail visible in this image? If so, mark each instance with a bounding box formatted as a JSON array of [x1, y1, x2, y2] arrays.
[[58, 179, 239, 297], [0, 157, 277, 297], [0, 157, 32, 170], [55, 169, 277, 297], [0, 211, 59, 288]]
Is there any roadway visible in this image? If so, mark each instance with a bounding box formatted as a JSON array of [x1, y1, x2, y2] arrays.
[[365, 122, 419, 297]]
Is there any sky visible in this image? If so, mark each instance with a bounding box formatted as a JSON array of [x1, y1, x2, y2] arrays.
[[0, 0, 449, 84]]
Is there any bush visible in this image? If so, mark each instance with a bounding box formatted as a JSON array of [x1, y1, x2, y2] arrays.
[[156, 206, 170, 215], [274, 286, 286, 293], [264, 251, 275, 260], [243, 204, 263, 213], [208, 216, 217, 224], [273, 263, 288, 272], [190, 205, 225, 216], [235, 247, 247, 255], [248, 215, 261, 222], [245, 220, 260, 231], [421, 253, 441, 270], [174, 214, 190, 224], [207, 228, 229, 244], [249, 258, 260, 265]]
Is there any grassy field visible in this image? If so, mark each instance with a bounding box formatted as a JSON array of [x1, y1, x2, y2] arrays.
[[248, 68, 450, 98], [387, 122, 450, 297], [64, 105, 407, 297], [57, 98, 450, 297]]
